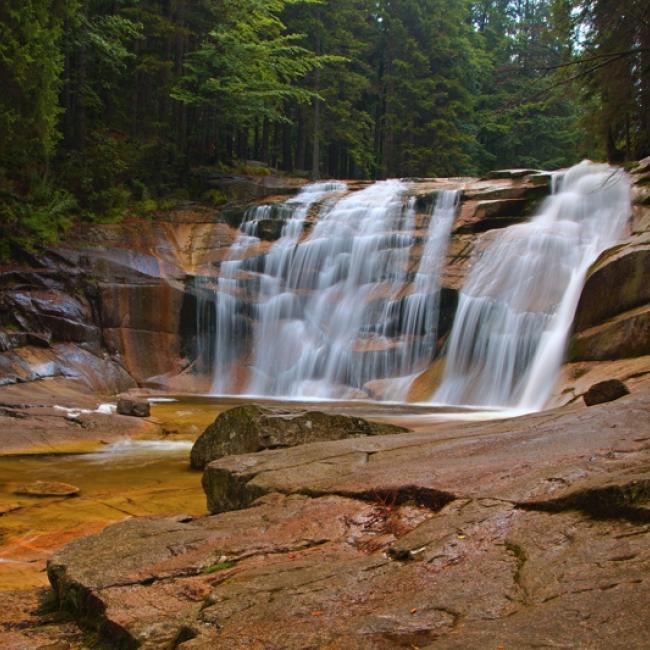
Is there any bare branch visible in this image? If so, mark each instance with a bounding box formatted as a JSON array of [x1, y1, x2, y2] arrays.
[[535, 47, 649, 72]]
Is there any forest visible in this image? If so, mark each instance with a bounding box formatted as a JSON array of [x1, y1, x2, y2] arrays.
[[0, 0, 648, 255]]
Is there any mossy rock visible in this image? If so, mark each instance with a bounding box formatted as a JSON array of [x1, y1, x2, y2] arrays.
[[190, 405, 409, 470]]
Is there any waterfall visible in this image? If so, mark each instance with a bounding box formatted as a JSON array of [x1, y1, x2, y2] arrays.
[[204, 181, 461, 399], [433, 161, 631, 410], [209, 182, 347, 393], [388, 189, 460, 400], [246, 180, 412, 398]]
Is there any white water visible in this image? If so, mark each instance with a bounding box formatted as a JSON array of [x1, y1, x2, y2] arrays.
[[202, 183, 460, 399], [203, 161, 629, 410], [433, 161, 631, 410], [390, 190, 460, 399], [208, 182, 347, 393], [246, 180, 411, 398]]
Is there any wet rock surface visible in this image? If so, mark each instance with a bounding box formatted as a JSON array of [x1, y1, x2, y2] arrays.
[[190, 405, 409, 470], [116, 398, 151, 418], [0, 384, 159, 453], [3, 165, 650, 647], [48, 391, 650, 649], [0, 172, 552, 396], [570, 168, 650, 364], [13, 481, 81, 498], [583, 378, 630, 406]]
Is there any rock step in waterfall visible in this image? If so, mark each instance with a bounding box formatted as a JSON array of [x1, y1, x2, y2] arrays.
[[203, 161, 631, 410]]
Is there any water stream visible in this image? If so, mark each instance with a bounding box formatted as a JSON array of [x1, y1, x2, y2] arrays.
[[205, 181, 462, 399], [433, 161, 631, 409]]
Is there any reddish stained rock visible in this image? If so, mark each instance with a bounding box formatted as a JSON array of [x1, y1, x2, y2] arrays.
[[0, 343, 136, 393], [48, 494, 433, 648], [13, 481, 80, 497], [570, 302, 650, 361], [453, 198, 530, 234], [202, 392, 649, 514], [573, 242, 650, 333], [46, 391, 650, 649]]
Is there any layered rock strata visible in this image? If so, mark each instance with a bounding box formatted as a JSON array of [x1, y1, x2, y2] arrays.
[[48, 387, 650, 649]]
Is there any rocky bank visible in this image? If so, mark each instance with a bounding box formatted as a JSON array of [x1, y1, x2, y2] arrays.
[[0, 169, 556, 404], [48, 384, 650, 649]]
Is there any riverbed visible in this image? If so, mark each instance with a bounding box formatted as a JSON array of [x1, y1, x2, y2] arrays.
[[0, 396, 501, 592]]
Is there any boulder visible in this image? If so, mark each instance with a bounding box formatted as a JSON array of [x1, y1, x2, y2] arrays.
[[569, 303, 650, 361], [583, 379, 630, 406], [256, 218, 284, 241], [570, 237, 650, 362], [116, 398, 150, 418], [189, 405, 408, 470], [573, 243, 650, 332]]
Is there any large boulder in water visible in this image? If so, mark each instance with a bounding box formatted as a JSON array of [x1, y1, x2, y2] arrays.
[[190, 405, 408, 470]]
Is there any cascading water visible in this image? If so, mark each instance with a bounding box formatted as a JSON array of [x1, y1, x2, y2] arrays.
[[246, 180, 413, 398], [389, 190, 460, 399], [205, 179, 460, 399], [433, 161, 631, 410], [208, 181, 347, 393]]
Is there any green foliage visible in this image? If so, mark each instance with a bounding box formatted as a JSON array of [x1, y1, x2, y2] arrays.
[[202, 190, 228, 206], [470, 0, 583, 171], [172, 0, 329, 128], [0, 174, 77, 259], [0, 0, 639, 259], [572, 0, 650, 160], [0, 0, 71, 169], [202, 560, 235, 574], [85, 186, 131, 221]]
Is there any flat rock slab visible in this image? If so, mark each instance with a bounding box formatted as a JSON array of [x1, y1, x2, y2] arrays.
[[12, 480, 80, 497], [48, 391, 650, 648], [48, 490, 650, 648], [203, 392, 650, 513]]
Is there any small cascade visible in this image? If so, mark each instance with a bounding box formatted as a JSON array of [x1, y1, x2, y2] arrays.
[[388, 190, 460, 399], [210, 182, 347, 392], [204, 180, 461, 400], [433, 161, 631, 409], [246, 180, 412, 397], [208, 205, 267, 393]]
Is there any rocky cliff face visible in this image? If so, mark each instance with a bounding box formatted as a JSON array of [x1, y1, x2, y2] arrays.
[[2, 164, 646, 401]]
